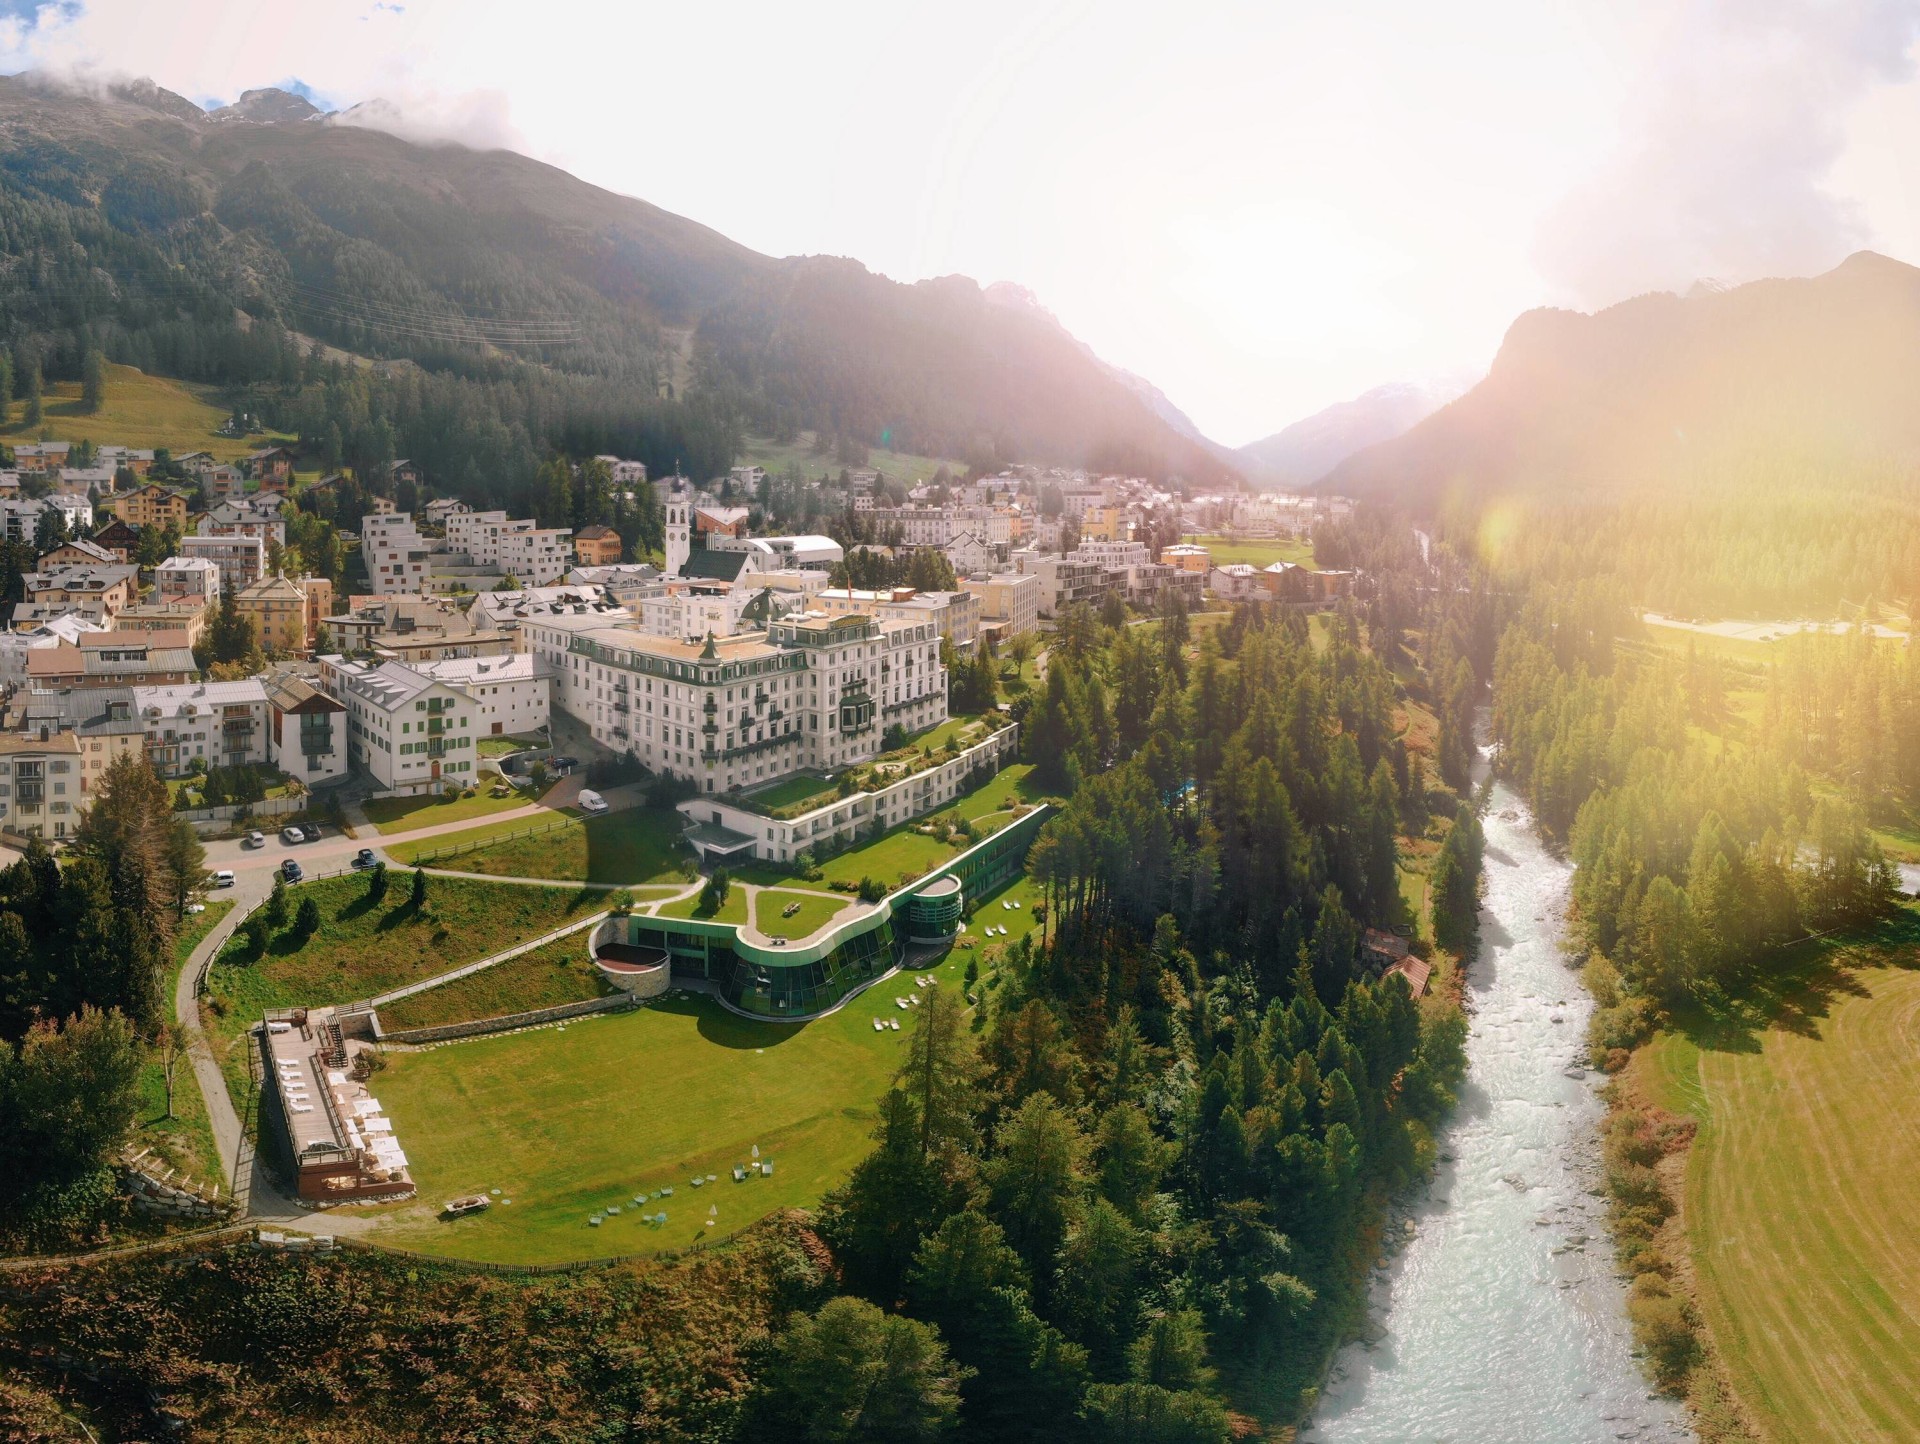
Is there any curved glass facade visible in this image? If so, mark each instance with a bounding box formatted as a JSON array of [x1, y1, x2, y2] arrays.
[[617, 804, 1054, 1020]]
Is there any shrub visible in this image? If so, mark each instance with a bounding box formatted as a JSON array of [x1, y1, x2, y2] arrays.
[[367, 861, 388, 904], [294, 895, 322, 939], [856, 876, 886, 904], [1628, 1278, 1698, 1389], [410, 867, 428, 907]]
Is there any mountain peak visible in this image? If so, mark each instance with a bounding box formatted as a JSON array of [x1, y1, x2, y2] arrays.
[[1328, 250, 1920, 506], [209, 87, 323, 124]]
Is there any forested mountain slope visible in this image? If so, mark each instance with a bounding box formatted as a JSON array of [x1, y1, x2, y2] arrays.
[[1328, 251, 1920, 509], [0, 74, 1230, 481]]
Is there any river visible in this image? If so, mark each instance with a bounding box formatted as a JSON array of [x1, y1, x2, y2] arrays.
[[1301, 774, 1695, 1444]]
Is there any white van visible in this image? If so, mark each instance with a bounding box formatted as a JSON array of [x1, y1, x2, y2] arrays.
[[577, 789, 609, 814], [213, 870, 236, 888]]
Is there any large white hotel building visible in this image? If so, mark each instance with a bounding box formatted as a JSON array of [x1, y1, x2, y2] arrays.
[[522, 609, 947, 795]]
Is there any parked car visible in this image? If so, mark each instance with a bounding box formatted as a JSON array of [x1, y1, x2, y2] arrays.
[[351, 848, 378, 870], [213, 869, 236, 888], [280, 825, 304, 845], [549, 755, 578, 772], [301, 823, 323, 842], [577, 789, 609, 814], [281, 859, 304, 883], [243, 831, 266, 849]]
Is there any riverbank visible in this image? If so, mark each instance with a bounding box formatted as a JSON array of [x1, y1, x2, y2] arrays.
[[1303, 780, 1692, 1444]]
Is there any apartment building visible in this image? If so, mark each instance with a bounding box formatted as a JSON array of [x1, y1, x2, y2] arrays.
[[0, 732, 86, 839], [22, 564, 140, 622], [154, 556, 222, 606], [467, 584, 628, 649], [1016, 552, 1112, 618], [264, 673, 348, 787], [572, 524, 622, 566], [180, 533, 266, 591], [8, 686, 146, 792], [557, 609, 946, 795], [236, 574, 311, 654], [133, 679, 271, 776], [26, 630, 197, 690], [113, 600, 210, 648], [324, 594, 509, 664], [813, 587, 981, 648], [443, 510, 574, 586], [197, 496, 288, 548], [317, 655, 485, 794], [109, 483, 191, 529], [360, 513, 437, 595], [416, 653, 551, 736], [961, 571, 1042, 639]]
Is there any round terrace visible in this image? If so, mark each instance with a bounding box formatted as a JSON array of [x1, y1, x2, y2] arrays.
[[588, 918, 671, 999]]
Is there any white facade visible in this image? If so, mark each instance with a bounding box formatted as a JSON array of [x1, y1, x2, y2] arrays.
[[444, 511, 574, 586], [361, 514, 438, 595], [0, 496, 91, 546], [180, 533, 266, 592], [680, 725, 1019, 864], [155, 556, 222, 605], [664, 497, 691, 578], [317, 655, 485, 794], [133, 680, 271, 777], [556, 609, 947, 795], [416, 653, 551, 737], [706, 534, 844, 571]]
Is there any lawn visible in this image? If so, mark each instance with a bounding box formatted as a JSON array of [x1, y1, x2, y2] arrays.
[[377, 933, 612, 1032], [363, 777, 547, 834], [4, 364, 270, 461], [392, 809, 692, 885], [742, 772, 840, 815], [754, 889, 852, 939], [366, 943, 980, 1264], [130, 900, 235, 1188], [1648, 917, 1920, 1443], [659, 883, 751, 925], [202, 873, 600, 1062], [1181, 532, 1315, 568]]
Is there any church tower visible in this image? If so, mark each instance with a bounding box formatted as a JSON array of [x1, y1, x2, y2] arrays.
[[666, 497, 690, 578]]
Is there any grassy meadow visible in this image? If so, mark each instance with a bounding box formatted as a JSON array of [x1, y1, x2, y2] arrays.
[[738, 431, 963, 485], [391, 808, 692, 884], [1180, 532, 1315, 568], [1640, 914, 1920, 1443], [3, 364, 274, 461], [368, 944, 978, 1263]]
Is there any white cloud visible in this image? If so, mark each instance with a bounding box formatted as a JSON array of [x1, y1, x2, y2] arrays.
[[1535, 0, 1920, 303]]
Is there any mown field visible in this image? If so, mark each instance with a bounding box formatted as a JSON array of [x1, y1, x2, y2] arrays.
[[1643, 918, 1920, 1443], [1181, 532, 1315, 568], [3, 363, 273, 460], [371, 949, 968, 1262], [366, 859, 1042, 1264]]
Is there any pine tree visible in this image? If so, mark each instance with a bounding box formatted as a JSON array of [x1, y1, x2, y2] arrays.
[[80, 348, 106, 413], [22, 359, 42, 428]]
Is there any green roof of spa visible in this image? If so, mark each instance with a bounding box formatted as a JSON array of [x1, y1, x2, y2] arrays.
[[635, 804, 1053, 971]]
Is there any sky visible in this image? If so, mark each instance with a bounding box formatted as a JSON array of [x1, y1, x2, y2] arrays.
[[4, 0, 1920, 445]]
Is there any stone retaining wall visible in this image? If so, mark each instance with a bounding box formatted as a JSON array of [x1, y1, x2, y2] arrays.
[[379, 991, 636, 1044]]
